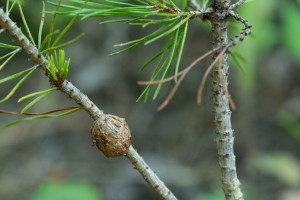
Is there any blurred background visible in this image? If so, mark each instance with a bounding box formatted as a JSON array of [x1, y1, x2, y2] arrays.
[[0, 0, 299, 200]]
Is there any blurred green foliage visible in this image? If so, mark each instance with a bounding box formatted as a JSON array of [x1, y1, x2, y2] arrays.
[[192, 190, 225, 200], [236, 0, 300, 87], [281, 3, 300, 64], [192, 189, 253, 200], [249, 152, 300, 186], [277, 111, 300, 142], [30, 180, 102, 200]]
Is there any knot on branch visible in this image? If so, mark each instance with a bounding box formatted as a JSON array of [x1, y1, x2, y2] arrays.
[[91, 115, 131, 157]]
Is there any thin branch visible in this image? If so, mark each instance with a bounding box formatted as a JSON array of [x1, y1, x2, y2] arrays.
[[0, 7, 177, 200], [227, 11, 252, 48], [229, 0, 246, 10], [137, 47, 218, 86], [209, 0, 246, 199], [155, 48, 219, 111], [190, 8, 214, 19], [126, 146, 177, 200], [197, 47, 227, 104], [157, 66, 187, 111]]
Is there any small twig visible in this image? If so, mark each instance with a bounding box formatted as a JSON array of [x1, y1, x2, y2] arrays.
[[157, 67, 187, 111], [137, 48, 218, 86], [229, 0, 246, 10], [190, 8, 214, 19], [227, 11, 252, 48], [197, 47, 227, 104], [152, 48, 219, 111]]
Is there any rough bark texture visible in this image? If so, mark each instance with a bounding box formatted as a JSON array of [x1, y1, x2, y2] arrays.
[[126, 146, 177, 200], [211, 1, 244, 199]]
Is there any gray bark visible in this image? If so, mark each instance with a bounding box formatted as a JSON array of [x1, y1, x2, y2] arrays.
[[210, 1, 244, 199]]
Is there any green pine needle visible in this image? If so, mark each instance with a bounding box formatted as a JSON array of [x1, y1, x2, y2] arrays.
[[20, 88, 56, 113], [0, 48, 21, 71], [50, 0, 192, 101], [38, 2, 46, 50], [47, 49, 70, 80], [8, 0, 18, 13], [0, 65, 37, 104], [0, 43, 20, 49], [17, 1, 36, 47], [20, 93, 49, 113], [230, 50, 247, 73], [47, 0, 63, 48], [51, 16, 78, 48], [175, 21, 188, 80], [18, 88, 57, 102], [0, 107, 80, 128]]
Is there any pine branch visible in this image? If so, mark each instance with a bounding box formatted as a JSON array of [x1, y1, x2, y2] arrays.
[[0, 7, 177, 200], [210, 0, 244, 199]]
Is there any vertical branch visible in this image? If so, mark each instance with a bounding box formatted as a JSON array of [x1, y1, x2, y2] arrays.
[[210, 0, 244, 199]]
